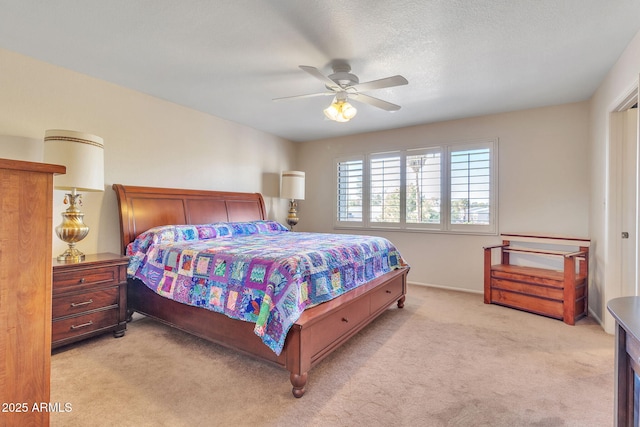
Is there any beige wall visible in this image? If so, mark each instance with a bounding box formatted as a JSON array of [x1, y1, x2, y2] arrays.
[[297, 102, 590, 292], [589, 30, 640, 333], [0, 48, 298, 257]]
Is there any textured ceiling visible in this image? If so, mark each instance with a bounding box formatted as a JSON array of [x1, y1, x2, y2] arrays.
[[1, 0, 639, 142]]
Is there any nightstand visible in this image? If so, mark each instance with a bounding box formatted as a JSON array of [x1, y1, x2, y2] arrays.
[[52, 253, 128, 349]]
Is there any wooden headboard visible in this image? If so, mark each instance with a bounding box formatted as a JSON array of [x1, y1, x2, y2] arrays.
[[112, 184, 267, 253]]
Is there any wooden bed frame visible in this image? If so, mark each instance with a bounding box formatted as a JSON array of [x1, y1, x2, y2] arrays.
[[113, 184, 409, 397]]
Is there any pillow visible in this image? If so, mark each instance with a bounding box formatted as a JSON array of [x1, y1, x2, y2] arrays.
[[126, 220, 288, 257]]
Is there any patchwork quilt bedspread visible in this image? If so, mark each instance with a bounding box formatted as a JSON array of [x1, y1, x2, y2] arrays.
[[126, 220, 407, 355]]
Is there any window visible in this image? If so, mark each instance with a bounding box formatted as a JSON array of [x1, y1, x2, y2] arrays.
[[336, 158, 363, 222], [335, 139, 497, 234], [449, 145, 492, 231], [406, 149, 441, 226], [370, 153, 401, 224]]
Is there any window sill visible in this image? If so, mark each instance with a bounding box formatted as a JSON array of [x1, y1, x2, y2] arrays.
[[333, 224, 498, 236]]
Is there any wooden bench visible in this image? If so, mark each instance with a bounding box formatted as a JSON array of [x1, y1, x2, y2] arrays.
[[483, 233, 590, 325]]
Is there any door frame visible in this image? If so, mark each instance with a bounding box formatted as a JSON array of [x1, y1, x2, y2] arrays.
[[604, 84, 638, 333]]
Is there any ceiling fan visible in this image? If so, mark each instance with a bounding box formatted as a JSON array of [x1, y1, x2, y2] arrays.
[[273, 62, 408, 122]]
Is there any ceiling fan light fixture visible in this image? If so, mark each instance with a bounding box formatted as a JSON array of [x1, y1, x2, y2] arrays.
[[342, 102, 357, 119], [273, 64, 407, 121], [324, 99, 357, 122]]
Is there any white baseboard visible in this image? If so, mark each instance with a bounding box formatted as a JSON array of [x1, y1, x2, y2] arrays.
[[408, 281, 483, 295], [408, 281, 609, 333]]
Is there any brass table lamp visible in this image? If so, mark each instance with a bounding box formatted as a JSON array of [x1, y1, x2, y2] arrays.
[[44, 129, 104, 262], [281, 171, 305, 230]]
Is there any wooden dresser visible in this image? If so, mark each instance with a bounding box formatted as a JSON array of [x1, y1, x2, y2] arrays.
[[52, 253, 128, 348], [608, 297, 640, 426], [0, 158, 65, 427]]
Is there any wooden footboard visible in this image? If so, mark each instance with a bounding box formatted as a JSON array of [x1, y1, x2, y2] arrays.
[[128, 266, 408, 397], [114, 183, 409, 397], [285, 266, 408, 397]]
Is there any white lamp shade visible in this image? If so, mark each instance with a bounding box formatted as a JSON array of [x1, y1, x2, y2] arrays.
[[44, 129, 104, 192], [281, 171, 305, 200]]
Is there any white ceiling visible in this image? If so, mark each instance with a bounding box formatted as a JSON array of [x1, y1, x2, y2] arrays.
[[1, 1, 639, 142]]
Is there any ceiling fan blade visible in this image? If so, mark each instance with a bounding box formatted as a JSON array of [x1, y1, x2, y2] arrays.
[[350, 75, 408, 92], [272, 92, 334, 102], [299, 65, 340, 90], [350, 93, 401, 112]]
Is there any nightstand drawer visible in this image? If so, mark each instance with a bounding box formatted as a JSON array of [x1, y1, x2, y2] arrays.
[[52, 287, 119, 319], [53, 265, 121, 294], [52, 308, 119, 343]]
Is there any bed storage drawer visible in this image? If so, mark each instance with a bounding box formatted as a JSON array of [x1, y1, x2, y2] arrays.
[[370, 274, 404, 313], [307, 297, 370, 356]]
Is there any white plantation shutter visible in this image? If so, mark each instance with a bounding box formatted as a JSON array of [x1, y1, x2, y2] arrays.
[[334, 139, 497, 234], [406, 149, 441, 226], [450, 147, 491, 225], [336, 158, 363, 223], [370, 153, 401, 224]]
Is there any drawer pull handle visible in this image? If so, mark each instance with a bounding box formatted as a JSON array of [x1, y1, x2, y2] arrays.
[[385, 290, 392, 294], [79, 278, 86, 284], [342, 317, 349, 323], [70, 299, 93, 308], [70, 321, 93, 330]]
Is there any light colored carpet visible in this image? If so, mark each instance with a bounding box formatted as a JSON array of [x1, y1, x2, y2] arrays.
[[50, 285, 614, 427]]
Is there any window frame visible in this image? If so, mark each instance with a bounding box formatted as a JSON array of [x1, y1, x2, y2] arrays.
[[334, 138, 498, 235], [445, 140, 498, 234]]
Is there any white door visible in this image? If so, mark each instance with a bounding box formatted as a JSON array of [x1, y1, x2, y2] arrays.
[[621, 107, 639, 296]]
